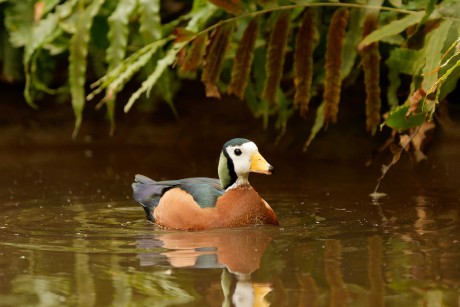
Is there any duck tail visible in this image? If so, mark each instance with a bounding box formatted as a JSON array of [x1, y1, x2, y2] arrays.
[[132, 174, 164, 222]]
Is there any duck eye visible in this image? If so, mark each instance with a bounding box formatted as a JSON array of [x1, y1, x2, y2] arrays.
[[234, 148, 242, 156]]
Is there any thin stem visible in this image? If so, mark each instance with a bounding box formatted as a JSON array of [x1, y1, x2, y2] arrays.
[[189, 3, 419, 44], [373, 126, 421, 194]]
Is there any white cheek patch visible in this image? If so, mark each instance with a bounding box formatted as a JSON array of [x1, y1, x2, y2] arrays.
[[226, 142, 258, 176]]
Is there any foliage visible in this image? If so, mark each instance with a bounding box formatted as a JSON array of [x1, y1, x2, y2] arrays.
[[0, 0, 459, 140]]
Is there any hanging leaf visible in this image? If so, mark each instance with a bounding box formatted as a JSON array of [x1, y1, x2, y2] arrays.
[[124, 42, 186, 113], [251, 47, 270, 127], [341, 8, 364, 78], [421, 20, 454, 92], [228, 17, 259, 100], [384, 103, 426, 130], [185, 2, 218, 33], [88, 38, 170, 101], [208, 0, 244, 15], [201, 23, 234, 99], [180, 34, 208, 73], [359, 12, 424, 49], [106, 0, 137, 68], [423, 36, 460, 101], [173, 28, 195, 43], [303, 102, 325, 152], [69, 0, 105, 138], [417, 0, 437, 31], [4, 0, 35, 48], [139, 0, 162, 41], [262, 12, 291, 105], [105, 0, 137, 135], [177, 1, 219, 75], [1, 32, 23, 83], [406, 88, 426, 117], [23, 11, 61, 107], [138, 0, 178, 116], [275, 90, 292, 142], [294, 9, 318, 117], [432, 58, 460, 101], [360, 0, 383, 134], [385, 47, 422, 108], [323, 8, 349, 124]]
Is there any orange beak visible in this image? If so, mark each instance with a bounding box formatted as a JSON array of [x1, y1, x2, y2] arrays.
[[250, 152, 274, 175]]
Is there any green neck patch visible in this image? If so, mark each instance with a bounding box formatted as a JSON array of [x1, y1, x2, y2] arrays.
[[218, 152, 236, 189]]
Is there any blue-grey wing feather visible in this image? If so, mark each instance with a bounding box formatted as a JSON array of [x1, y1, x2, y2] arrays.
[[132, 174, 224, 221]]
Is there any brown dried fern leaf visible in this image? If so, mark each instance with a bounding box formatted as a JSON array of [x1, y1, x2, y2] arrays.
[[180, 34, 208, 73], [262, 12, 291, 105], [228, 18, 259, 99], [208, 0, 244, 15], [360, 8, 382, 134], [201, 23, 234, 98], [323, 8, 349, 124], [294, 10, 318, 118]]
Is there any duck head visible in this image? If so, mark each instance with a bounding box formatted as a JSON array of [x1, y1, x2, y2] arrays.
[[218, 138, 274, 189]]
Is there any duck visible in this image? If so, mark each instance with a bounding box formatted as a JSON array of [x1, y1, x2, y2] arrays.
[[132, 138, 279, 230]]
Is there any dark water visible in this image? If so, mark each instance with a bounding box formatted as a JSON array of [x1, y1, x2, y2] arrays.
[[1, 144, 459, 306]]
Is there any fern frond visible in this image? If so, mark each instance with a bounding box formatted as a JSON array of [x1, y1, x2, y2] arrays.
[[208, 0, 244, 15], [360, 1, 383, 134], [262, 12, 291, 105], [88, 38, 171, 101], [323, 8, 349, 124], [303, 102, 325, 151], [359, 11, 423, 49], [69, 0, 105, 138], [180, 34, 208, 73], [294, 9, 318, 117], [124, 42, 186, 113], [139, 0, 162, 41], [23, 11, 60, 108], [228, 17, 259, 100], [106, 0, 136, 69], [105, 0, 137, 135], [421, 19, 454, 92], [201, 23, 234, 99]]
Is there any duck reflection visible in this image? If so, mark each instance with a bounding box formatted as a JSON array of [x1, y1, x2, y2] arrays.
[[136, 227, 274, 306]]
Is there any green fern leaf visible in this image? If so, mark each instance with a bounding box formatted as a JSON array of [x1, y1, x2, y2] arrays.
[[69, 0, 105, 138], [105, 0, 137, 135], [384, 103, 426, 130], [138, 0, 179, 116], [359, 12, 424, 49], [124, 42, 186, 113], [106, 0, 136, 68], [23, 11, 61, 108], [341, 8, 364, 78], [139, 0, 162, 41], [303, 102, 325, 152], [385, 47, 422, 108], [4, 0, 34, 48], [421, 19, 454, 92], [1, 31, 23, 83], [88, 38, 171, 101]]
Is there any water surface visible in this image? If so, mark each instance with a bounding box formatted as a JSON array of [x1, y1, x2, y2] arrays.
[[1, 145, 459, 306]]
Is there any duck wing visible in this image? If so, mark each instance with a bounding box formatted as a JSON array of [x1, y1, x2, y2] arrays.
[[132, 174, 224, 221]]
